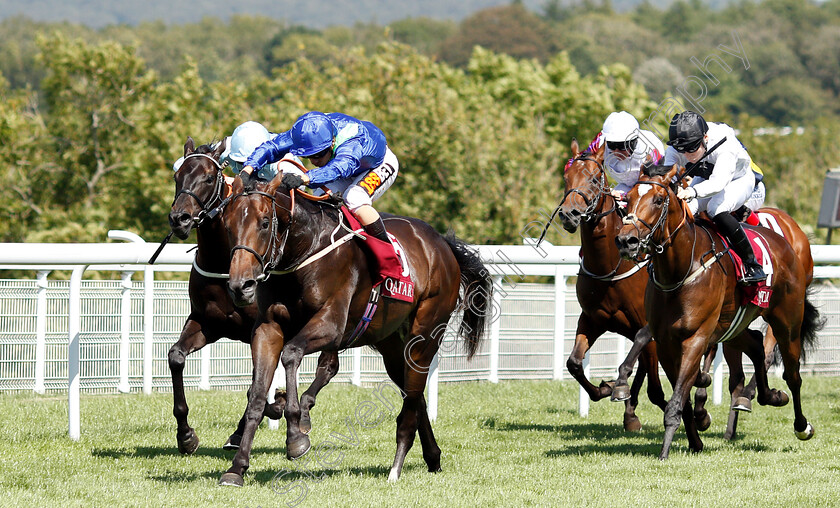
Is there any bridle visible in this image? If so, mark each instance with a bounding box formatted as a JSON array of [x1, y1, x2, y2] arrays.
[[172, 153, 226, 226], [559, 155, 616, 222], [228, 190, 290, 282], [537, 154, 615, 246], [621, 179, 684, 255]]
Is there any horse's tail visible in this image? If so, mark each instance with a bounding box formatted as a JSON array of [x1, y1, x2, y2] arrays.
[[800, 288, 825, 362], [444, 232, 492, 359]]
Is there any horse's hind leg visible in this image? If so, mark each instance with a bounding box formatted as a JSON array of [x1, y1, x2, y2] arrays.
[[722, 343, 748, 441], [623, 359, 646, 432], [738, 326, 778, 405], [692, 345, 716, 432], [299, 350, 340, 434], [767, 316, 814, 439], [569, 316, 612, 400], [169, 317, 209, 455]]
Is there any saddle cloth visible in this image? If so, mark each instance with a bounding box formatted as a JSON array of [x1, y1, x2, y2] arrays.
[[340, 207, 414, 303], [715, 225, 774, 308]]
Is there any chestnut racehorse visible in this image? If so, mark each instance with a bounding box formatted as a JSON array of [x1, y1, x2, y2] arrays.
[[551, 140, 666, 431], [615, 162, 821, 459], [166, 138, 339, 453], [218, 176, 491, 486]]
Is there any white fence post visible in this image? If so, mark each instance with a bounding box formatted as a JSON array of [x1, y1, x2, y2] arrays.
[[267, 364, 284, 430], [352, 347, 362, 387], [579, 353, 590, 417], [199, 347, 211, 390], [713, 345, 723, 405], [553, 268, 566, 380], [33, 270, 49, 394], [118, 271, 132, 393], [427, 351, 439, 422], [68, 265, 87, 440], [143, 265, 154, 395], [488, 275, 502, 383]]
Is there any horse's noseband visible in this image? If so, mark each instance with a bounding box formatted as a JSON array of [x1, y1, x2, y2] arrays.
[[172, 153, 226, 226], [229, 191, 289, 282]]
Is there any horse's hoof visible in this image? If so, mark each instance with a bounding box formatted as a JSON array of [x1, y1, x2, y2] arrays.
[[428, 465, 442, 473], [777, 390, 790, 407], [177, 428, 200, 455], [219, 472, 244, 487], [695, 411, 712, 432], [598, 379, 616, 398], [264, 403, 284, 421], [222, 433, 241, 451], [287, 435, 311, 460], [300, 415, 312, 435], [732, 397, 752, 412], [611, 384, 631, 402], [694, 372, 711, 388], [624, 414, 642, 432], [795, 422, 815, 441]]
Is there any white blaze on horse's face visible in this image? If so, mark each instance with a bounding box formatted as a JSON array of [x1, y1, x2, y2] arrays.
[[243, 208, 248, 220], [637, 184, 653, 197]]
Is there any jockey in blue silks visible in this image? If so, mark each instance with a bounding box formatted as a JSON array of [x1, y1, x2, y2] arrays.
[[239, 111, 399, 245]]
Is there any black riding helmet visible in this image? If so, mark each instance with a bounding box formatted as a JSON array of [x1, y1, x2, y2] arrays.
[[667, 111, 708, 153]]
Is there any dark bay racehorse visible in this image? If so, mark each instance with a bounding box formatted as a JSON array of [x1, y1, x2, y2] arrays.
[[218, 177, 491, 486], [615, 162, 821, 459], [552, 140, 666, 431], [167, 138, 339, 453]]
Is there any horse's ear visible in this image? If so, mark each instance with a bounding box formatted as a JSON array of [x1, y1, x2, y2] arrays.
[[184, 137, 195, 156], [212, 137, 227, 160], [667, 164, 681, 185], [594, 139, 606, 159], [264, 173, 284, 196], [570, 138, 580, 158], [641, 155, 655, 176], [231, 174, 244, 194]]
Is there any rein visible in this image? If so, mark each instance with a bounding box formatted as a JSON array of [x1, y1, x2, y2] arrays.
[[151, 153, 227, 265], [228, 189, 362, 282], [171, 153, 227, 225], [537, 154, 614, 246]]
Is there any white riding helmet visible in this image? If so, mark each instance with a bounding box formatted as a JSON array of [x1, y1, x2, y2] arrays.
[[602, 111, 640, 143], [224, 121, 271, 162]]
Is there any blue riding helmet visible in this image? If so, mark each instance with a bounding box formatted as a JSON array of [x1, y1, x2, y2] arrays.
[[290, 112, 337, 157]]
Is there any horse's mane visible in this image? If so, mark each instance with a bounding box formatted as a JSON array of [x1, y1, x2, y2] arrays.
[[641, 160, 672, 178]]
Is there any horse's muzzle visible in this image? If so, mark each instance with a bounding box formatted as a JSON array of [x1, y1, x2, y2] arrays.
[[168, 211, 194, 240], [615, 233, 641, 260], [557, 208, 580, 233], [227, 278, 257, 307]]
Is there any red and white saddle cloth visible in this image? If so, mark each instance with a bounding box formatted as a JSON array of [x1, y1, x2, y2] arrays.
[[718, 226, 774, 308], [340, 208, 414, 303]]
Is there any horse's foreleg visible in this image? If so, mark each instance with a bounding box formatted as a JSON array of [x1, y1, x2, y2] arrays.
[[660, 337, 707, 460], [169, 318, 208, 455], [613, 325, 653, 402], [623, 359, 646, 432], [568, 316, 611, 400], [299, 350, 340, 435], [641, 339, 667, 410], [220, 323, 284, 487], [692, 345, 716, 432]]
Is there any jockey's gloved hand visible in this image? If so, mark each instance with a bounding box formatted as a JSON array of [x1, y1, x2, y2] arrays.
[[239, 170, 257, 191], [281, 173, 305, 190], [677, 186, 697, 201]]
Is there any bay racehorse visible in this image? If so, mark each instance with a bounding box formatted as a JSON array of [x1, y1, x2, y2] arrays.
[[549, 139, 666, 431], [615, 162, 821, 459], [167, 138, 339, 453], [218, 176, 491, 486]]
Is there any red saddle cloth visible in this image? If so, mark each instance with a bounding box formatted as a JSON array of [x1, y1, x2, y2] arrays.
[[340, 208, 414, 303], [712, 224, 773, 308]]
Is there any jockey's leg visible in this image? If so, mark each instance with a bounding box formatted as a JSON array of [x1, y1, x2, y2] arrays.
[[713, 211, 766, 284], [346, 146, 400, 244], [355, 205, 392, 243]]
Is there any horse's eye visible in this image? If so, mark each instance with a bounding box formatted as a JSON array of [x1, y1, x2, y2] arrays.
[[205, 174, 215, 184], [261, 217, 270, 230], [653, 195, 665, 206]]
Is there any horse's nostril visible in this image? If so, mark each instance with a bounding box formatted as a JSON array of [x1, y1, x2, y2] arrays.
[[242, 279, 257, 292]]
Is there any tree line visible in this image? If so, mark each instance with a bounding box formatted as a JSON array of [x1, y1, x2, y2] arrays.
[[0, 0, 837, 251]]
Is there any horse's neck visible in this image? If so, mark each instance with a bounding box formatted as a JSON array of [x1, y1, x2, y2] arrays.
[[195, 219, 230, 270], [651, 208, 704, 285], [280, 197, 340, 268], [579, 199, 622, 270]]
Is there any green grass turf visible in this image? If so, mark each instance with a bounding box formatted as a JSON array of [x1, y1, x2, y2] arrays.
[[2, 377, 840, 507]]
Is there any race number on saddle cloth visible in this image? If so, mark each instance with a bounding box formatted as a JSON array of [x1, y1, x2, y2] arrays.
[[340, 207, 414, 302], [705, 218, 774, 308]]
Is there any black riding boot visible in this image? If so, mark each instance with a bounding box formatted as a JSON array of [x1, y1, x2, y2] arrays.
[[713, 211, 766, 284], [363, 217, 392, 244]]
